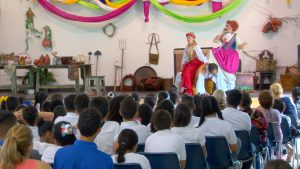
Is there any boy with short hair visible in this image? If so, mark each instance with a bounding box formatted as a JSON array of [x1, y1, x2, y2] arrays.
[[54, 108, 114, 169], [114, 98, 150, 144], [145, 109, 186, 169], [22, 106, 40, 141], [54, 94, 77, 126]]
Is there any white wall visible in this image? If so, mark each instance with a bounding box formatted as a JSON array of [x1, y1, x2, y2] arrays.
[[0, 0, 299, 86]]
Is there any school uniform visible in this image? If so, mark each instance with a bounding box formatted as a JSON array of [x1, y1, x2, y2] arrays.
[[29, 126, 40, 141], [145, 129, 186, 161], [222, 107, 251, 132], [54, 140, 114, 169], [41, 144, 62, 164], [189, 115, 200, 128], [197, 117, 237, 145], [111, 153, 151, 169], [95, 121, 120, 155], [54, 112, 79, 126], [114, 121, 150, 144], [171, 126, 205, 145]]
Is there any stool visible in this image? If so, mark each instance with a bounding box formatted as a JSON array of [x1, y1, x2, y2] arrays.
[[259, 71, 275, 90], [85, 76, 106, 96]]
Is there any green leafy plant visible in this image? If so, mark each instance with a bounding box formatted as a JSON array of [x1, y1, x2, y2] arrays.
[[22, 67, 56, 85]]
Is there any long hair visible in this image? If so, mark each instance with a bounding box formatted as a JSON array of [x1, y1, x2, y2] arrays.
[[197, 96, 223, 127], [116, 129, 138, 163], [0, 124, 33, 169]]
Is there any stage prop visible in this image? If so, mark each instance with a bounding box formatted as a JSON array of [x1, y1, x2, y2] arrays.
[[103, 23, 116, 38], [119, 39, 127, 92], [36, 0, 244, 23], [243, 50, 277, 90], [25, 8, 42, 52], [134, 66, 162, 91], [280, 45, 300, 91], [148, 33, 160, 65], [42, 25, 53, 49]]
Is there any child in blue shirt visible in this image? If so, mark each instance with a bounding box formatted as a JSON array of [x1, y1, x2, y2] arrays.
[[54, 108, 114, 169]]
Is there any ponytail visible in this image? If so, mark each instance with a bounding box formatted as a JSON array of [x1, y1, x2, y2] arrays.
[[0, 125, 32, 169], [115, 129, 138, 163], [116, 142, 127, 163]]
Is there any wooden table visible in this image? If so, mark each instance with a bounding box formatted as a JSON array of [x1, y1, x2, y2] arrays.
[[35, 64, 91, 93], [0, 65, 34, 96]]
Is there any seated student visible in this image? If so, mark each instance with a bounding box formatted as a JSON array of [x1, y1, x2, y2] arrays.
[[41, 100, 51, 112], [54, 94, 77, 126], [258, 91, 283, 159], [42, 121, 76, 164], [54, 108, 114, 169], [138, 103, 152, 126], [112, 129, 151, 169], [222, 89, 251, 132], [50, 99, 64, 112], [264, 159, 292, 169], [180, 94, 198, 127], [196, 96, 238, 155], [273, 99, 293, 162], [240, 92, 266, 169], [131, 92, 141, 103], [292, 87, 300, 119], [144, 94, 157, 110], [107, 95, 127, 124], [171, 104, 206, 156], [0, 110, 17, 146], [145, 109, 186, 169], [169, 90, 179, 106], [5, 96, 20, 113], [91, 97, 120, 155], [22, 106, 40, 141], [213, 89, 226, 110], [52, 105, 67, 123], [38, 120, 54, 144], [193, 95, 203, 126], [157, 91, 170, 104], [0, 124, 51, 169], [149, 99, 175, 133], [114, 98, 150, 144], [34, 91, 48, 111]]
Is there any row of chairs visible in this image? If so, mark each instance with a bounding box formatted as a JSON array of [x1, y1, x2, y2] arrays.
[[114, 120, 299, 169]]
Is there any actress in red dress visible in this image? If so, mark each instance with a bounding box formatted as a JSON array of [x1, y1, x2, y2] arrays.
[[181, 32, 208, 95]]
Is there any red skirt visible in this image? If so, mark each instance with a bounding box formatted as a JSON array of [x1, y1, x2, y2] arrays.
[[181, 58, 204, 95]]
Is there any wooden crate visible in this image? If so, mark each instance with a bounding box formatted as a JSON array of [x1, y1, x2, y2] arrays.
[[280, 73, 300, 91]]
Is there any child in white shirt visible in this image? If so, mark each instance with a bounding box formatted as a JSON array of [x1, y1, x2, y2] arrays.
[[196, 96, 238, 155], [114, 98, 150, 145], [111, 129, 151, 169], [145, 109, 186, 169]]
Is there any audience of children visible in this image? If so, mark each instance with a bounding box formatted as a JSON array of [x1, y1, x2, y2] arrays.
[[112, 129, 151, 169], [0, 83, 298, 169]]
